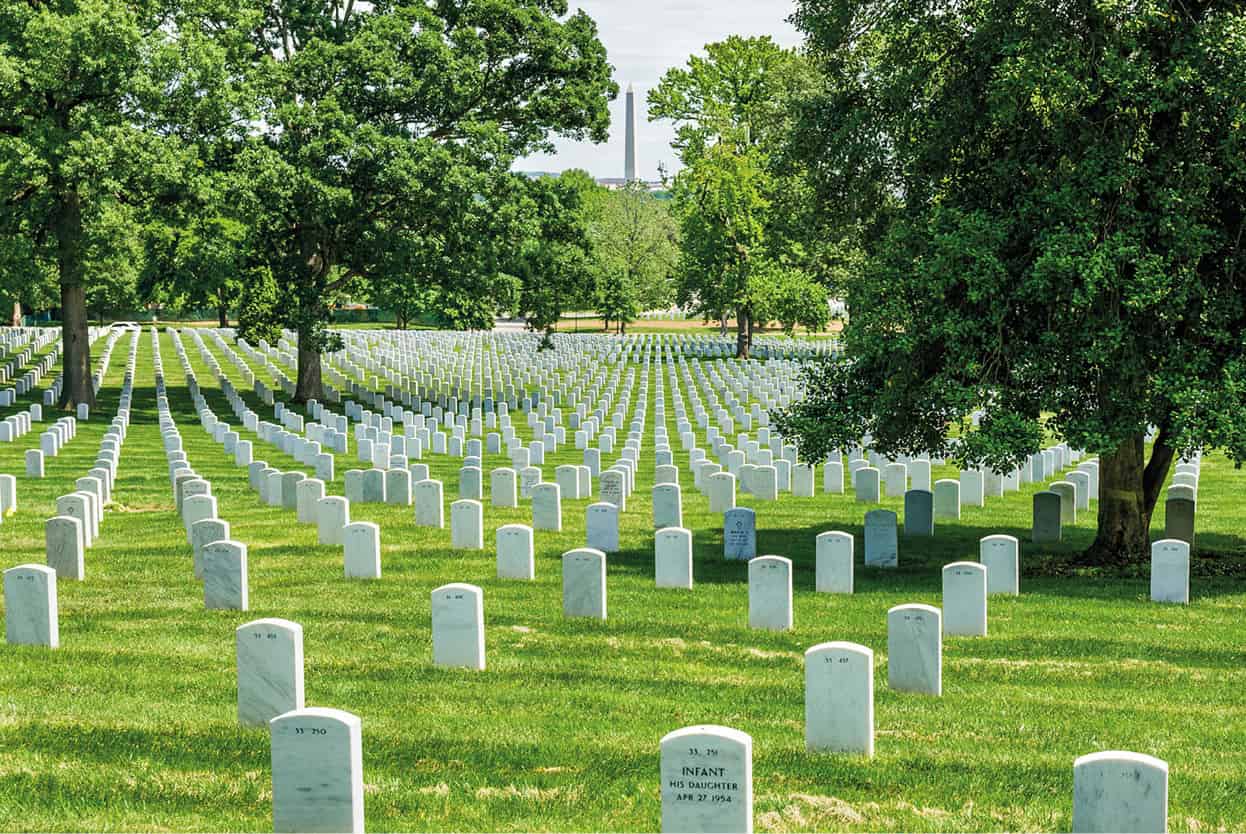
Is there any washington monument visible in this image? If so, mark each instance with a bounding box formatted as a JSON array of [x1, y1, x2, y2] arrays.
[[624, 83, 636, 182]]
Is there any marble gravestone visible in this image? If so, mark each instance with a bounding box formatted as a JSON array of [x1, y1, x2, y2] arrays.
[[532, 482, 562, 532], [1150, 539, 1190, 604], [815, 530, 853, 594], [959, 469, 984, 507], [317, 497, 350, 546], [659, 725, 753, 834], [1164, 497, 1195, 546], [586, 502, 619, 554], [855, 467, 880, 503], [343, 522, 381, 579], [652, 483, 682, 530], [490, 467, 518, 508], [1050, 481, 1077, 524], [707, 472, 736, 513], [414, 479, 445, 528], [805, 641, 873, 756], [202, 540, 248, 611], [903, 489, 934, 537], [296, 479, 326, 524], [979, 534, 1019, 595], [236, 618, 304, 726], [450, 500, 484, 550], [562, 548, 607, 619], [192, 518, 230, 580], [655, 527, 693, 590], [496, 524, 534, 580], [600, 469, 627, 511], [887, 603, 941, 695], [863, 509, 898, 568], [723, 507, 757, 561], [385, 468, 411, 506], [431, 583, 485, 670], [45, 516, 84, 581], [1072, 750, 1168, 834], [823, 461, 844, 494], [933, 479, 961, 520], [4, 564, 58, 648], [883, 462, 907, 498], [748, 556, 792, 631], [942, 561, 987, 636], [270, 708, 364, 834], [1032, 491, 1062, 543]]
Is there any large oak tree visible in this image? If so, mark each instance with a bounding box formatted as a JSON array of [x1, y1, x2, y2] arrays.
[[239, 0, 615, 401], [778, 0, 1246, 562]]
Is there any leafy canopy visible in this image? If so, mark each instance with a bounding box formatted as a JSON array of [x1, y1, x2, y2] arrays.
[[779, 0, 1246, 471]]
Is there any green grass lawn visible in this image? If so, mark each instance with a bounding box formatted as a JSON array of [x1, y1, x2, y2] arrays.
[[0, 329, 1243, 832]]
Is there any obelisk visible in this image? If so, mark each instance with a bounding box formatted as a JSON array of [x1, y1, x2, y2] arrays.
[[624, 83, 636, 182]]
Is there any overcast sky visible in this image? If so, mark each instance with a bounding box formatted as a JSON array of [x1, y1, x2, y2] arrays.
[[515, 0, 803, 182]]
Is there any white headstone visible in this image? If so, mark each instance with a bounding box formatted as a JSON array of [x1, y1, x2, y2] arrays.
[[1072, 751, 1168, 833], [496, 524, 534, 580], [748, 556, 792, 631], [343, 522, 381, 579], [45, 516, 84, 581], [653, 483, 682, 529], [414, 479, 444, 528], [562, 548, 606, 619], [236, 618, 304, 726], [979, 534, 1019, 595], [203, 540, 248, 610], [655, 527, 693, 590], [431, 583, 485, 670], [886, 603, 941, 695], [942, 561, 987, 636], [659, 725, 752, 834], [4, 564, 58, 648], [586, 502, 619, 553], [270, 708, 364, 834], [863, 509, 898, 568], [804, 641, 873, 756], [448, 499, 483, 549], [1150, 539, 1190, 604], [317, 497, 350, 546], [532, 482, 562, 531], [815, 531, 853, 594]]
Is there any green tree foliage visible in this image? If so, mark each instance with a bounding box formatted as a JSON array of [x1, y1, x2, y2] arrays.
[[591, 182, 679, 332], [0, 1, 242, 407], [238, 0, 615, 400], [670, 142, 768, 354], [779, 0, 1246, 563], [513, 172, 595, 348], [236, 266, 282, 348], [651, 36, 828, 355]]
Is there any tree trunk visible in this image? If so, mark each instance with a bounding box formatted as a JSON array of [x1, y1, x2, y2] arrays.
[[1082, 431, 1174, 565], [735, 308, 751, 359], [10, 301, 20, 327], [54, 191, 95, 410], [59, 283, 95, 409], [720, 314, 729, 337], [294, 335, 324, 403], [217, 302, 229, 328]]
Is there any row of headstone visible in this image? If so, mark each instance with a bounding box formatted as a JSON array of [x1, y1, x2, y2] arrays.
[[657, 723, 1166, 833]]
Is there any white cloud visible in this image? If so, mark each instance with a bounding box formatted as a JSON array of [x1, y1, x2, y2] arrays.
[[515, 0, 802, 181]]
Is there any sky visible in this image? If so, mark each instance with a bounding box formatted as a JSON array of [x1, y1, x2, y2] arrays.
[[515, 0, 803, 182]]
